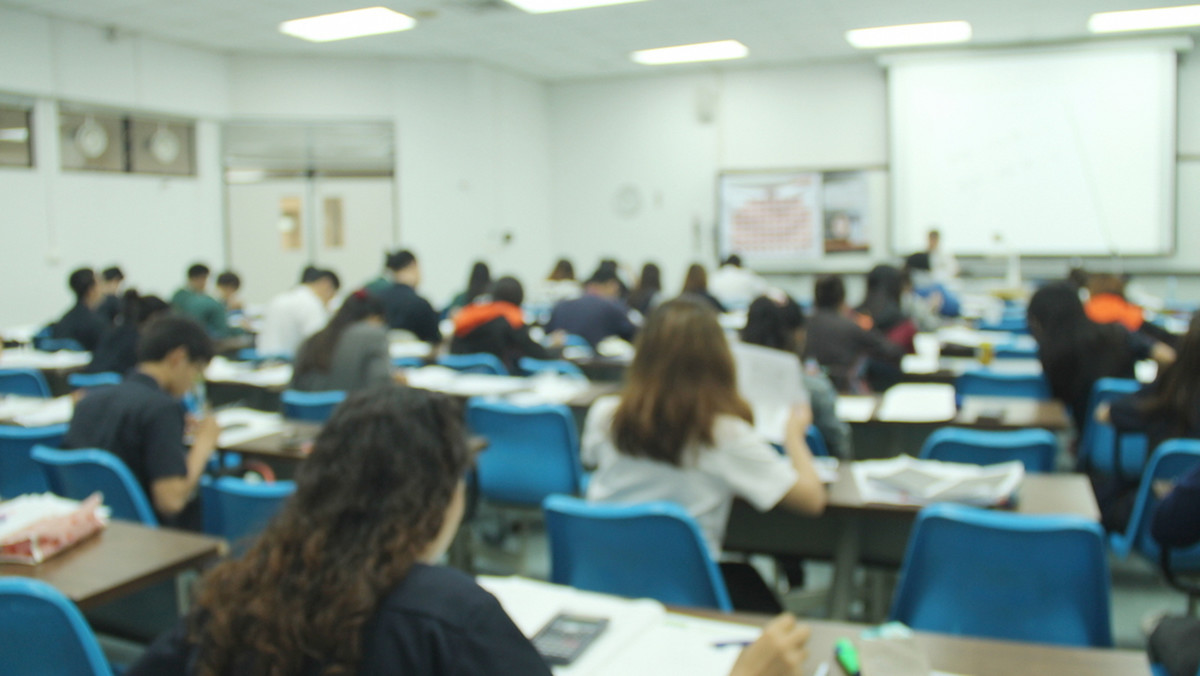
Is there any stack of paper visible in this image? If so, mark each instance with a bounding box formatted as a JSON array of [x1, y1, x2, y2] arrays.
[[835, 396, 877, 423], [216, 407, 287, 447], [852, 456, 1024, 506], [478, 576, 760, 676], [0, 395, 74, 427], [731, 342, 807, 444], [205, 357, 293, 387], [0, 350, 91, 369], [875, 384, 957, 423]]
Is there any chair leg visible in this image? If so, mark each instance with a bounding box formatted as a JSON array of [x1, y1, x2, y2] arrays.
[[1189, 593, 1198, 618]]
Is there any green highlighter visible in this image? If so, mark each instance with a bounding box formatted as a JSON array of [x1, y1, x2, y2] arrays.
[[835, 638, 862, 676]]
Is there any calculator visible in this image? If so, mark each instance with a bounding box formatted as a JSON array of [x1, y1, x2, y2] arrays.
[[530, 613, 610, 666]]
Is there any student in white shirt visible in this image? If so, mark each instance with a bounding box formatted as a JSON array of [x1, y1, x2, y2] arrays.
[[709, 254, 770, 310], [256, 267, 340, 358], [583, 296, 825, 611]]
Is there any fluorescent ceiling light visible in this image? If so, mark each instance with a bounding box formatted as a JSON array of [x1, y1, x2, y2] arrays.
[[1089, 4, 1200, 33], [279, 7, 415, 43], [503, 0, 648, 13], [631, 40, 749, 66], [845, 21, 972, 49]]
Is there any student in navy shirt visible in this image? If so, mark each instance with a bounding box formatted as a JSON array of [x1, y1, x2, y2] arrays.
[[51, 267, 107, 351], [374, 249, 442, 344], [545, 268, 637, 349], [129, 385, 815, 676]]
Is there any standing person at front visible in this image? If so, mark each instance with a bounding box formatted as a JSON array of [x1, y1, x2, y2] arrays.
[[375, 249, 442, 344], [583, 297, 826, 612], [63, 316, 218, 530]]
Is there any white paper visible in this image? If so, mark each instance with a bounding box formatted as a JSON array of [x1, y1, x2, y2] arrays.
[[852, 456, 1024, 506], [405, 367, 529, 397], [936, 326, 1015, 349], [505, 374, 591, 407], [731, 342, 807, 444], [901, 354, 941, 375], [10, 395, 74, 427], [814, 456, 840, 484], [596, 337, 635, 359], [388, 341, 432, 359], [718, 311, 748, 331], [835, 396, 877, 423], [1137, 360, 1158, 384], [216, 407, 287, 447], [0, 350, 91, 369], [876, 384, 957, 423], [205, 357, 292, 387]]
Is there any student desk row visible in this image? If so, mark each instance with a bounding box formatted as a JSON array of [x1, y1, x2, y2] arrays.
[[723, 463, 1099, 622]]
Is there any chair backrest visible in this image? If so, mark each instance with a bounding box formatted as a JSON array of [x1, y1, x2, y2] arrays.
[[977, 318, 1029, 334], [993, 343, 1038, 359], [518, 357, 586, 379], [919, 427, 1057, 473], [0, 578, 114, 676], [543, 494, 733, 612], [438, 353, 509, 376], [465, 399, 583, 505], [804, 425, 829, 457], [33, 337, 85, 352], [955, 369, 1050, 402], [66, 372, 122, 390], [201, 476, 295, 553], [0, 424, 68, 498], [1078, 377, 1145, 476], [31, 446, 158, 526], [236, 348, 291, 363], [1110, 439, 1200, 567], [280, 389, 346, 422], [890, 503, 1112, 647], [0, 368, 51, 398]]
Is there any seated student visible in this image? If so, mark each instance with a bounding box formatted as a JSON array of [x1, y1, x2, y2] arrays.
[[375, 250, 441, 344], [1144, 457, 1200, 676], [450, 276, 560, 373], [257, 267, 340, 358], [444, 261, 491, 318], [804, 275, 903, 393], [171, 263, 239, 338], [679, 263, 726, 313], [583, 298, 826, 612], [291, 291, 402, 393], [545, 268, 637, 349], [51, 267, 107, 351], [627, 262, 663, 317], [62, 316, 217, 530], [214, 271, 244, 312], [362, 250, 401, 297], [85, 291, 170, 376], [857, 264, 918, 352], [527, 257, 583, 312], [709, 254, 769, 310], [1028, 282, 1175, 434], [1085, 273, 1178, 347], [129, 386, 813, 676], [742, 295, 852, 460], [904, 252, 960, 318], [96, 266, 125, 325]]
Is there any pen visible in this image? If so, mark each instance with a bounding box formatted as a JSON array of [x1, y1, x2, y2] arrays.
[[835, 638, 861, 676], [813, 662, 830, 676], [711, 639, 755, 649]]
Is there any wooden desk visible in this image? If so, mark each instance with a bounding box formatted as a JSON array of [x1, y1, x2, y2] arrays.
[[0, 520, 226, 610], [724, 465, 1099, 621]]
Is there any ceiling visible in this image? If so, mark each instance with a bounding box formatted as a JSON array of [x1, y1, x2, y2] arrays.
[[3, 0, 1198, 81]]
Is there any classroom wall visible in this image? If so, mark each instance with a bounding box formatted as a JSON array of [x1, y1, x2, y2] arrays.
[[0, 7, 228, 326]]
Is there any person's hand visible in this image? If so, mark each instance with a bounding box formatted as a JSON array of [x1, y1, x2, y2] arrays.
[[729, 614, 810, 676], [548, 330, 567, 349], [392, 370, 409, 385], [786, 402, 813, 438], [193, 415, 221, 447], [1094, 403, 1110, 423]]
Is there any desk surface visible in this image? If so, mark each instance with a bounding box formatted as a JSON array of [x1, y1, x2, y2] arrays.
[[843, 394, 1070, 432], [0, 520, 226, 610]]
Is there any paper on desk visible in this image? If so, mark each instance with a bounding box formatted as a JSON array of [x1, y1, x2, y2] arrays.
[[479, 576, 669, 676], [719, 311, 748, 331], [852, 456, 1024, 506], [814, 456, 840, 484], [505, 374, 590, 407], [876, 384, 957, 423], [936, 327, 1015, 349], [216, 408, 286, 447], [388, 341, 432, 360], [204, 357, 292, 387], [1137, 360, 1158, 384], [598, 612, 760, 676], [405, 367, 530, 397], [596, 337, 635, 359], [731, 342, 807, 444], [0, 395, 73, 427], [836, 396, 877, 423], [901, 354, 941, 375], [0, 350, 91, 369]]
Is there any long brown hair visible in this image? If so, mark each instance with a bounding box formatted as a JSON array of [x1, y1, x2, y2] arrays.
[[681, 263, 708, 295], [1141, 313, 1200, 436], [191, 386, 472, 676], [611, 297, 752, 465]]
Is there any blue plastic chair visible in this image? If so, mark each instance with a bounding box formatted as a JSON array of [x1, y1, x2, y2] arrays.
[[805, 425, 830, 457], [281, 389, 346, 422], [954, 370, 1050, 404], [993, 342, 1038, 359], [543, 494, 733, 611], [1109, 440, 1200, 571], [392, 357, 426, 369], [438, 353, 509, 376], [466, 400, 583, 505], [518, 357, 586, 379], [236, 348, 291, 363], [0, 424, 68, 497], [919, 427, 1057, 473], [890, 503, 1113, 647], [31, 446, 159, 526], [33, 336, 85, 352], [201, 476, 295, 554], [0, 578, 114, 676], [977, 317, 1029, 334], [1078, 378, 1146, 477], [0, 369, 52, 398], [66, 372, 122, 390]]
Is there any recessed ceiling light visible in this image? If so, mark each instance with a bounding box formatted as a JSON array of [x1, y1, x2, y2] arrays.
[[503, 0, 648, 13], [631, 40, 749, 66], [279, 7, 416, 43], [845, 21, 972, 49], [1089, 4, 1200, 33]]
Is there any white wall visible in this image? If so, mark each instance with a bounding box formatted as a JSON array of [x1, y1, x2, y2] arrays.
[[0, 7, 228, 326]]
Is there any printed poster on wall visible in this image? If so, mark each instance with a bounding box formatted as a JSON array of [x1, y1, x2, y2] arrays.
[[719, 173, 823, 261]]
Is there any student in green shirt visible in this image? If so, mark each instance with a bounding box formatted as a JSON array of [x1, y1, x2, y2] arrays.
[[171, 263, 238, 338]]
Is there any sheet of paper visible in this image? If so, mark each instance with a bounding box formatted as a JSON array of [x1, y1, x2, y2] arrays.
[[835, 396, 877, 423], [0, 350, 91, 369], [597, 612, 761, 676], [1136, 360, 1158, 384], [731, 342, 807, 444], [901, 354, 941, 375], [216, 407, 287, 447], [204, 357, 292, 387], [388, 341, 432, 359], [405, 367, 529, 397], [10, 395, 74, 427], [875, 384, 957, 423], [851, 456, 1024, 507]]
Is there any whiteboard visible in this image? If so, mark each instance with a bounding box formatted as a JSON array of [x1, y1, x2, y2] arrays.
[[888, 44, 1177, 257]]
